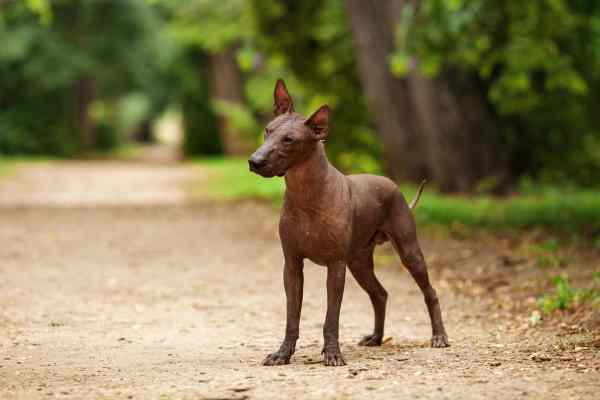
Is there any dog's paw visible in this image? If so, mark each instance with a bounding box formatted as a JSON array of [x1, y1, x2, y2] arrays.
[[431, 334, 449, 348], [358, 334, 382, 347], [262, 351, 292, 366], [323, 346, 346, 367]]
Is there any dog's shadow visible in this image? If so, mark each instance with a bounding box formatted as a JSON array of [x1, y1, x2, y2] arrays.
[[298, 339, 429, 365]]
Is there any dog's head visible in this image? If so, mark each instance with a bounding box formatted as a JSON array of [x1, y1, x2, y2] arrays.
[[248, 79, 330, 178]]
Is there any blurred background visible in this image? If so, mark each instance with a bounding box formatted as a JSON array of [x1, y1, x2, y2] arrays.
[[1, 0, 600, 233], [1, 3, 600, 394]]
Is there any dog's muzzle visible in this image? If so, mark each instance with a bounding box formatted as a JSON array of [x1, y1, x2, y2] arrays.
[[248, 156, 266, 173]]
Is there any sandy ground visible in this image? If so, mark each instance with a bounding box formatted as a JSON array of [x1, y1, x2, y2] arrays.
[[0, 154, 598, 399]]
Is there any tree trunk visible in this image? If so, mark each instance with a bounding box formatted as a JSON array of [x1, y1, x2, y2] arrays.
[[409, 72, 508, 192], [208, 49, 252, 156], [343, 0, 509, 192], [133, 119, 154, 143], [73, 77, 96, 150], [343, 0, 427, 181]]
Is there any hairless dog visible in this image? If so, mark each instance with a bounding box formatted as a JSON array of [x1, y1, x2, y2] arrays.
[[249, 79, 449, 367]]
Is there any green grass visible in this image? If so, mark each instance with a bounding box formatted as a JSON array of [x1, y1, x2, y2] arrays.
[[194, 157, 600, 234], [194, 157, 286, 203], [0, 160, 10, 179], [538, 273, 600, 313], [0, 156, 53, 181]]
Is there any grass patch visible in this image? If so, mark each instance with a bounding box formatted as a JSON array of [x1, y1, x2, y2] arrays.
[[0, 160, 12, 179], [0, 156, 53, 181], [414, 188, 600, 234], [538, 273, 600, 314], [194, 157, 600, 234], [194, 157, 285, 204]]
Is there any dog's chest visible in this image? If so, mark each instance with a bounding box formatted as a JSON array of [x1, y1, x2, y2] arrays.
[[280, 207, 351, 265]]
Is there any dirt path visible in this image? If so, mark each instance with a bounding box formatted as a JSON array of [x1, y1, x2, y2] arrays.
[[0, 156, 598, 399]]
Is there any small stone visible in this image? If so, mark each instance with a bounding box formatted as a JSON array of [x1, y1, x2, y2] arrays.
[[231, 387, 251, 393], [531, 353, 552, 362]]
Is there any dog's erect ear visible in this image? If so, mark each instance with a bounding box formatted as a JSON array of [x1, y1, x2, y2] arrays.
[[273, 79, 294, 115], [305, 105, 330, 140]]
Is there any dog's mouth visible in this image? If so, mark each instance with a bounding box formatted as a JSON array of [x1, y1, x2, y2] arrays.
[[249, 165, 284, 178]]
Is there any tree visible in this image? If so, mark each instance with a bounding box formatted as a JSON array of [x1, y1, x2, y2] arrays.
[[344, 0, 509, 192], [250, 0, 382, 174], [160, 0, 254, 156], [0, 0, 166, 154], [392, 0, 600, 187]]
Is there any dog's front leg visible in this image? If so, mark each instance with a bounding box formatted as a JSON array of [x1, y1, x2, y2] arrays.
[[322, 261, 346, 366], [263, 256, 304, 366]]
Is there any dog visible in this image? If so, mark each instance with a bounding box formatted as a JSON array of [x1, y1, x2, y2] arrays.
[[249, 79, 449, 366]]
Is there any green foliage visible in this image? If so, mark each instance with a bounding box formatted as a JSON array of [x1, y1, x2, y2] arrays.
[[0, 0, 168, 155], [212, 99, 260, 139], [162, 0, 251, 53], [395, 0, 600, 186], [153, 0, 252, 155], [174, 50, 222, 156], [248, 0, 381, 173], [538, 275, 575, 313], [538, 274, 600, 313], [3, 0, 600, 191], [94, 121, 119, 152], [182, 94, 222, 156], [0, 88, 76, 156]]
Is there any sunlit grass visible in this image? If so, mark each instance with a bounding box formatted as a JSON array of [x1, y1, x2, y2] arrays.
[[412, 188, 600, 233], [194, 157, 600, 234], [0, 156, 52, 181], [0, 160, 11, 179], [193, 157, 285, 204]]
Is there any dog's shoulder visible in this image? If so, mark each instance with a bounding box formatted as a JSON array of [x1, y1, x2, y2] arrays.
[[346, 173, 398, 194]]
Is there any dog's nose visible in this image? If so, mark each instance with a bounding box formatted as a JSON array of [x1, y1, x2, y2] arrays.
[[249, 156, 266, 171]]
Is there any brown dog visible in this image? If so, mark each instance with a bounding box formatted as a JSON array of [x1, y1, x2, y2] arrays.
[[249, 79, 449, 366]]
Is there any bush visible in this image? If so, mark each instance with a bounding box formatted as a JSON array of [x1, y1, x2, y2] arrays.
[[176, 50, 223, 157], [0, 89, 78, 156], [398, 0, 600, 186], [94, 121, 120, 151]]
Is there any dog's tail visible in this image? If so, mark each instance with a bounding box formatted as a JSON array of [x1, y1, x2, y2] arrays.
[[409, 180, 426, 210]]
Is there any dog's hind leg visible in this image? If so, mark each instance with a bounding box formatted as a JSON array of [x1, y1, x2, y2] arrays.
[[385, 194, 449, 348], [349, 247, 388, 346]]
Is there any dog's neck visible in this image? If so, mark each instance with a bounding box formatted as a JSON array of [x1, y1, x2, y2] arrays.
[[284, 142, 339, 205]]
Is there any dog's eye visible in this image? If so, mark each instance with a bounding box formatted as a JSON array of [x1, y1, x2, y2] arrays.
[[283, 135, 294, 144], [264, 128, 271, 137]]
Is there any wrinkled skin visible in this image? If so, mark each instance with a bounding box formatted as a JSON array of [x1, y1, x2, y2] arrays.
[[249, 79, 449, 367]]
